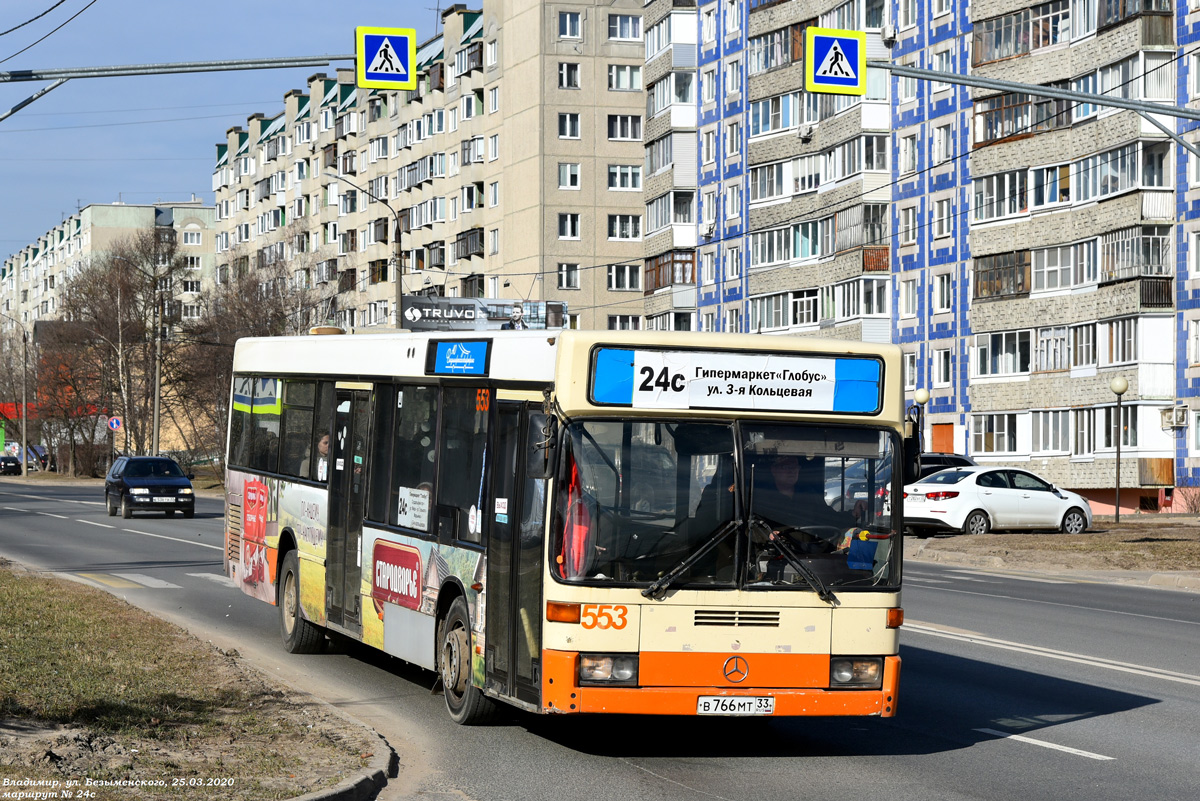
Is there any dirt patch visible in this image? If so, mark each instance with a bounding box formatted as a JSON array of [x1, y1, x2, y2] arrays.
[[909, 518, 1200, 572], [0, 560, 378, 800]]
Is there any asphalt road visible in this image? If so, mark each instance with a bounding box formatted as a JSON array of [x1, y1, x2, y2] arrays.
[[2, 478, 1199, 801]]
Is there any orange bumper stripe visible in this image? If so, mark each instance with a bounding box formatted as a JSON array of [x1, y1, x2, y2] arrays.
[[542, 651, 900, 717]]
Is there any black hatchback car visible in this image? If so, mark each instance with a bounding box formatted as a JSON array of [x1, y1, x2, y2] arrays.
[[105, 456, 195, 519], [0, 455, 21, 476]]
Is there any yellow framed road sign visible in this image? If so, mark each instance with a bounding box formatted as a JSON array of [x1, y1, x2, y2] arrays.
[[356, 27, 418, 90], [805, 27, 867, 96]]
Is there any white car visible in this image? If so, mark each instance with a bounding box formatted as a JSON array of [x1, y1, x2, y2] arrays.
[[903, 466, 1093, 537]]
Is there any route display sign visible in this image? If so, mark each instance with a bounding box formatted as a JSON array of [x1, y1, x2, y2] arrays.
[[805, 27, 867, 96], [356, 27, 418, 90]]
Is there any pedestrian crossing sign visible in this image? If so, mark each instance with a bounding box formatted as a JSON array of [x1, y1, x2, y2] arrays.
[[356, 27, 418, 90], [805, 27, 866, 96]]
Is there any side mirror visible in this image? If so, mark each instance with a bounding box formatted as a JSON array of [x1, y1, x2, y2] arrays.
[[902, 435, 921, 485], [187, 473, 195, 480]]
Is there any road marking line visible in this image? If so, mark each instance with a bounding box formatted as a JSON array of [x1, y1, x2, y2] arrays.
[[903, 577, 952, 584], [112, 573, 181, 589], [974, 728, 1114, 761], [906, 622, 1200, 687], [78, 519, 115, 529], [186, 572, 234, 587], [36, 511, 68, 519], [906, 584, 1200, 627], [4, 506, 29, 512], [76, 572, 142, 589], [950, 569, 1070, 584], [120, 528, 223, 552], [0, 490, 104, 506]]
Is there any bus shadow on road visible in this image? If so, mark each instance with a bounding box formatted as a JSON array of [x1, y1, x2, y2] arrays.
[[517, 644, 1157, 758]]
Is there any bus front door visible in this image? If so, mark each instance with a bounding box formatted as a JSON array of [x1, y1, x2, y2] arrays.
[[326, 388, 371, 632], [485, 403, 546, 706]]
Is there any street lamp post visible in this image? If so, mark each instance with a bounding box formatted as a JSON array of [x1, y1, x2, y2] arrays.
[[324, 173, 403, 328], [1110, 375, 1128, 523], [0, 312, 29, 478]]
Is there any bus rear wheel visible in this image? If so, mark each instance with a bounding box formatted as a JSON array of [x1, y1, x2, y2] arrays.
[[279, 550, 324, 654], [438, 597, 496, 725]]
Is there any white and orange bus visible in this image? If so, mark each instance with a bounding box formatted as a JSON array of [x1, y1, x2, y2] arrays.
[[223, 329, 915, 723]]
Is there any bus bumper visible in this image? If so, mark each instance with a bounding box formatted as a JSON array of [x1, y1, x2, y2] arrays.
[[541, 651, 899, 717]]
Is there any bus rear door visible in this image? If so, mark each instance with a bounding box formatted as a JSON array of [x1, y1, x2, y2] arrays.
[[327, 386, 372, 632]]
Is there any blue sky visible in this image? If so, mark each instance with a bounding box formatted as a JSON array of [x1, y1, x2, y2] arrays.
[[1, 0, 435, 260]]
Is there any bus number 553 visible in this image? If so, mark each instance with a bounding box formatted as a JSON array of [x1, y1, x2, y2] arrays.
[[581, 604, 627, 630]]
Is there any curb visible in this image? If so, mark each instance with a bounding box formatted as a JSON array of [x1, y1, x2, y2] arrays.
[[906, 542, 1200, 594], [292, 730, 399, 801]]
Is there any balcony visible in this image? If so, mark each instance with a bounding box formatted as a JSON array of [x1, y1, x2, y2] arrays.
[[1140, 277, 1173, 309], [455, 228, 484, 260], [337, 269, 357, 293], [644, 251, 695, 296]]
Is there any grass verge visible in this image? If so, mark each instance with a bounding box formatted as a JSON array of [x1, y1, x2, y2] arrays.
[[0, 560, 373, 800]]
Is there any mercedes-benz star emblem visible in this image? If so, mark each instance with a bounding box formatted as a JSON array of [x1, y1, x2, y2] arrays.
[[723, 655, 749, 683]]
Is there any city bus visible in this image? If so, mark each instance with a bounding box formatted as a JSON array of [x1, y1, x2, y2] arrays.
[[223, 329, 916, 723]]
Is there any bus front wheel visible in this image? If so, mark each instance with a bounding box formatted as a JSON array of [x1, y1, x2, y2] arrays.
[[438, 597, 496, 725], [279, 550, 324, 654]]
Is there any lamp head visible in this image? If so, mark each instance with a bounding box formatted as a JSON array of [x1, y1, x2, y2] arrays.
[[1109, 376, 1128, 396], [913, 388, 930, 406]]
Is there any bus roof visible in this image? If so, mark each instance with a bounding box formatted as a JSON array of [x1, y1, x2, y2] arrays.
[[232, 329, 903, 424]]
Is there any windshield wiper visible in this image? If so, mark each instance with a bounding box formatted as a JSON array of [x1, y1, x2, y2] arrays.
[[750, 516, 839, 606], [642, 518, 741, 600]]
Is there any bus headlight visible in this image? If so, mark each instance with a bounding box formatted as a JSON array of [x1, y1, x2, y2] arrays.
[[830, 657, 883, 688], [579, 653, 638, 686]]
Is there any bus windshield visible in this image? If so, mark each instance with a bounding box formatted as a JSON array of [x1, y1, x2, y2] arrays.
[[552, 420, 899, 591]]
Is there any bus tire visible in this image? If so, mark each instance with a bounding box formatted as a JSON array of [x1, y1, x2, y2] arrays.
[[279, 550, 323, 654], [438, 596, 497, 725]]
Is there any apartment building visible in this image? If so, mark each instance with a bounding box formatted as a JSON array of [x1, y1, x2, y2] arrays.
[[0, 201, 216, 336], [212, 1, 648, 332]]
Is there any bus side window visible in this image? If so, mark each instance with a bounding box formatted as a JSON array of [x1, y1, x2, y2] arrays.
[[249, 378, 281, 474], [388, 385, 438, 531], [229, 375, 254, 468], [438, 387, 490, 545], [367, 384, 396, 522], [308, 382, 335, 482], [280, 380, 316, 478]]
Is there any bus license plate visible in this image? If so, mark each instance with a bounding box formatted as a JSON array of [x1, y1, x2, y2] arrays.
[[697, 696, 774, 716]]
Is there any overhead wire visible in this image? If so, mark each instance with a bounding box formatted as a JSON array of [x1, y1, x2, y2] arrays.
[[0, 0, 70, 37], [0, 0, 99, 66]]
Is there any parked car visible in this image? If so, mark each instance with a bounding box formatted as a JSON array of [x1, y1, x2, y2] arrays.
[[917, 452, 976, 479], [903, 465, 1092, 536], [104, 456, 195, 519], [0, 456, 21, 476]]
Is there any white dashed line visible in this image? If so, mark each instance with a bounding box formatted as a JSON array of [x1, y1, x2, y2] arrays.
[[974, 728, 1114, 761], [77, 519, 115, 529]]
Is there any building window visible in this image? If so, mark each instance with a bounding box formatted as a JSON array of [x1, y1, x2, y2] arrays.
[[607, 263, 641, 291], [558, 113, 580, 139], [1103, 404, 1138, 449], [486, 40, 497, 67], [974, 170, 1028, 221], [974, 251, 1031, 301], [900, 278, 918, 317], [973, 413, 1017, 454], [558, 262, 579, 289], [1073, 408, 1095, 456], [608, 64, 642, 90], [607, 115, 642, 141], [1071, 323, 1096, 367], [559, 163, 580, 189], [1104, 317, 1137, 364], [934, 125, 952, 165], [900, 207, 918, 244], [557, 213, 580, 240], [933, 273, 952, 312], [975, 330, 1032, 376], [608, 14, 642, 40], [607, 164, 641, 190], [1033, 246, 1072, 291], [608, 315, 642, 330], [182, 231, 202, 246], [558, 62, 580, 89], [559, 12, 581, 39], [904, 352, 917, 391], [607, 214, 642, 240], [1032, 410, 1070, 453], [726, 246, 741, 280], [1036, 326, 1068, 371], [933, 349, 952, 387], [933, 198, 952, 238]]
